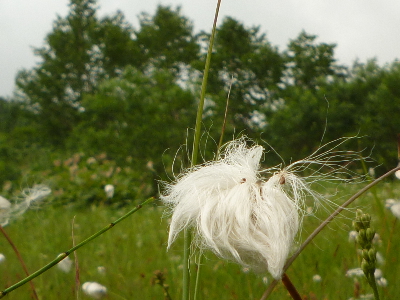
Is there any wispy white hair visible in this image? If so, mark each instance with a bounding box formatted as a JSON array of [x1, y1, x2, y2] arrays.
[[162, 138, 310, 279], [161, 137, 361, 278]]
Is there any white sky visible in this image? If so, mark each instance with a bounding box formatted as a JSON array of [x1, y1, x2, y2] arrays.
[[1, 0, 400, 98]]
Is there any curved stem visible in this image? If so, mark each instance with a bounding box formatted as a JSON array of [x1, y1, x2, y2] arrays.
[[0, 197, 154, 299], [260, 166, 400, 300], [0, 226, 39, 300]]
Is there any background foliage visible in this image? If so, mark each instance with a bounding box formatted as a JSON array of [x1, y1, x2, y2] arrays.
[[1, 0, 400, 201]]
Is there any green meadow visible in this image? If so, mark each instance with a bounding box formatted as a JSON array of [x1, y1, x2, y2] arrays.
[[1, 180, 399, 299]]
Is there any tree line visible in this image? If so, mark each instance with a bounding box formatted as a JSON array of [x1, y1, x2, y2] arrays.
[[1, 0, 399, 198]]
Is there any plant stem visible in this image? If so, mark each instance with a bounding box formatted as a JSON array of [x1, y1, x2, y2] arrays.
[[182, 228, 191, 300], [0, 197, 154, 299], [217, 75, 233, 157], [186, 1, 222, 300], [260, 165, 400, 300], [0, 226, 39, 300], [281, 273, 301, 300], [193, 254, 203, 300]]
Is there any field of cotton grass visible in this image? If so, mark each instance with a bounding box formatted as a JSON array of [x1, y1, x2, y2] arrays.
[[1, 178, 400, 299]]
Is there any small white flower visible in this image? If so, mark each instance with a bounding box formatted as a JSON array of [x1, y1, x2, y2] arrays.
[[395, 169, 400, 180], [368, 167, 375, 179], [385, 198, 397, 209], [82, 282, 107, 299], [0, 253, 5, 263], [376, 251, 385, 265], [97, 266, 106, 274], [262, 276, 269, 285], [374, 268, 383, 279], [0, 196, 11, 226], [389, 202, 400, 219], [57, 255, 73, 273], [104, 184, 114, 199], [377, 277, 388, 287], [346, 268, 364, 277], [312, 274, 322, 282], [348, 230, 358, 242]]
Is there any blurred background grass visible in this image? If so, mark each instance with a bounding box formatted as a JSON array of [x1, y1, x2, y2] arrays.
[[1, 180, 399, 299]]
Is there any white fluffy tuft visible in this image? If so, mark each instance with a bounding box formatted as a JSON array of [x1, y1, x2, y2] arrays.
[[161, 138, 317, 279]]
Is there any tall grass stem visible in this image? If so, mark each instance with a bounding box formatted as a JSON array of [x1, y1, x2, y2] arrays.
[[185, 1, 222, 300], [0, 226, 39, 300]]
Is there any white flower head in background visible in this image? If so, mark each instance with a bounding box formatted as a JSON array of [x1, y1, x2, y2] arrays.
[[385, 198, 400, 219], [104, 184, 115, 199], [57, 255, 73, 273], [312, 274, 322, 282], [0, 253, 5, 263], [82, 282, 107, 299], [161, 137, 358, 279], [13, 184, 51, 217], [0, 196, 11, 226], [390, 203, 400, 219]]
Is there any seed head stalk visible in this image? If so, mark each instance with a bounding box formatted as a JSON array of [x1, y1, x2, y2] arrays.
[[184, 1, 222, 300], [0, 197, 154, 299]]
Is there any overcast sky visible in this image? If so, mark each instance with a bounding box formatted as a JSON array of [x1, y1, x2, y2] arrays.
[[1, 0, 400, 98]]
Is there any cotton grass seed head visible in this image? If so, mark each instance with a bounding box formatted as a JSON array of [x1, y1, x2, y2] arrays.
[[82, 282, 107, 299], [57, 255, 73, 273], [104, 184, 115, 199], [161, 137, 356, 279], [13, 184, 51, 218]]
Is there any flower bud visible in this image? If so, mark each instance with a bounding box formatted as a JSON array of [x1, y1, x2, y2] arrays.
[[356, 229, 366, 245], [362, 249, 369, 261], [361, 260, 369, 274], [365, 228, 375, 242], [368, 248, 377, 263]]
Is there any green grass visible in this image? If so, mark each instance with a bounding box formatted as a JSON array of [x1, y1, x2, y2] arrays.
[[1, 180, 400, 299]]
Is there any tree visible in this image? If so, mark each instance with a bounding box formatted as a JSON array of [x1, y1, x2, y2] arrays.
[[348, 60, 400, 172], [283, 31, 344, 89], [135, 5, 199, 72], [68, 66, 197, 174], [15, 0, 140, 144], [260, 31, 352, 163]]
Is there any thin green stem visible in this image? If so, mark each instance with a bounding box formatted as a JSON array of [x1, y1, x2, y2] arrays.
[[191, 0, 222, 166], [193, 254, 203, 300], [0, 197, 154, 299], [182, 228, 191, 300], [216, 74, 233, 157], [367, 274, 380, 300], [0, 226, 39, 300], [185, 1, 222, 300], [260, 166, 400, 300]]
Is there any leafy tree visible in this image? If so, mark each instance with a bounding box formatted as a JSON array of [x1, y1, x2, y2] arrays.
[[283, 31, 345, 89], [349, 60, 400, 171], [68, 66, 197, 176], [15, 0, 140, 145], [135, 5, 199, 71], [260, 31, 352, 163]]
